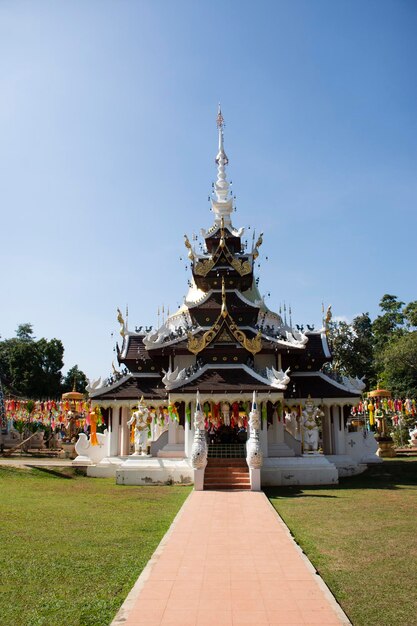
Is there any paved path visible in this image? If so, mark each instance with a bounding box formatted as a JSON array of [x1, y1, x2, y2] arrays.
[[112, 491, 350, 626], [0, 457, 74, 467]]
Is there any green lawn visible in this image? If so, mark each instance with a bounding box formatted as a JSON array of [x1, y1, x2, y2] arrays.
[[0, 466, 191, 626], [267, 459, 417, 626]]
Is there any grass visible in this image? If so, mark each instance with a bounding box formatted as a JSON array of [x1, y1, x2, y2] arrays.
[[267, 459, 417, 626], [0, 466, 191, 626]]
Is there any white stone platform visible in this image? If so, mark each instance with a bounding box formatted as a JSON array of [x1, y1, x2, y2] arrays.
[[86, 456, 194, 485], [261, 454, 339, 486]]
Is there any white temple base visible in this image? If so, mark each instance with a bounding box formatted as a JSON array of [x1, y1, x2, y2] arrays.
[[268, 442, 295, 457], [326, 455, 367, 478], [72, 455, 94, 466], [194, 468, 205, 491], [261, 455, 339, 486], [115, 457, 193, 485], [345, 431, 383, 465], [157, 444, 186, 458], [250, 468, 262, 491]]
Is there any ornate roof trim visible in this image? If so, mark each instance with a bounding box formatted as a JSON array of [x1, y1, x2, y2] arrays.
[[187, 278, 262, 355], [291, 371, 364, 396], [88, 372, 161, 399], [164, 362, 289, 392]]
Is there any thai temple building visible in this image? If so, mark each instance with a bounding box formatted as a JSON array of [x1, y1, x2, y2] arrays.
[[76, 108, 379, 488]]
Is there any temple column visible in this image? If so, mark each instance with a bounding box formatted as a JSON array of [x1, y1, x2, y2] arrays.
[[168, 416, 179, 445], [272, 408, 284, 444], [322, 405, 332, 455], [109, 406, 121, 456], [120, 405, 131, 456], [331, 405, 346, 455], [259, 402, 269, 458]]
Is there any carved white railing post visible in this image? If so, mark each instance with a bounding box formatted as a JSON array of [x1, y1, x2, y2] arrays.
[[246, 391, 263, 491], [191, 391, 208, 490]]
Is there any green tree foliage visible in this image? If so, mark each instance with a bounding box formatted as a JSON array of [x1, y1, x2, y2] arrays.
[[328, 295, 416, 394], [62, 365, 88, 394], [403, 301, 417, 328], [0, 325, 87, 399], [381, 332, 417, 397], [15, 323, 35, 341], [372, 294, 405, 352], [328, 314, 375, 389]]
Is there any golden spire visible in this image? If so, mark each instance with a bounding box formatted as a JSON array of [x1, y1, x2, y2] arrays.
[[221, 276, 228, 318]]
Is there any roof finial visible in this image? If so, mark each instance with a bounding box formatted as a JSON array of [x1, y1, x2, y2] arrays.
[[211, 104, 233, 226], [216, 103, 225, 129]]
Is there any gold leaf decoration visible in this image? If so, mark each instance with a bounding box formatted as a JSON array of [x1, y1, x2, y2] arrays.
[[194, 258, 215, 276], [231, 257, 252, 276], [187, 327, 217, 354]]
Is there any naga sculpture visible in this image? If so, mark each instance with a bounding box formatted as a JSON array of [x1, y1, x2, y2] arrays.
[[190, 391, 208, 470], [246, 392, 263, 469]]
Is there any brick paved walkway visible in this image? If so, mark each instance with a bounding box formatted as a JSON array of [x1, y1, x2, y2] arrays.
[[112, 491, 350, 626]]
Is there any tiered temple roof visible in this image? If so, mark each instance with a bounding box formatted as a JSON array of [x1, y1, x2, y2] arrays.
[[90, 108, 363, 405]]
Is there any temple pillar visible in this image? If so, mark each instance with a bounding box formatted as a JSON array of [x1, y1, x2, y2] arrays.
[[120, 406, 130, 456], [267, 406, 296, 457], [109, 406, 121, 456], [331, 405, 346, 455], [168, 417, 178, 445], [322, 405, 332, 455], [259, 402, 269, 458], [272, 408, 284, 444]]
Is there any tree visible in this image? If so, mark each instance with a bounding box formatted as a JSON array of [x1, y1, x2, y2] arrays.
[[351, 313, 375, 387], [16, 323, 35, 341], [36, 338, 64, 398], [404, 301, 417, 328], [62, 365, 88, 394], [327, 313, 375, 389], [0, 325, 64, 398], [372, 294, 405, 349], [381, 332, 417, 397], [372, 294, 405, 380]]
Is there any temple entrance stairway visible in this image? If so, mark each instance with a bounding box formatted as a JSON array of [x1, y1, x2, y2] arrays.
[[204, 444, 251, 490]]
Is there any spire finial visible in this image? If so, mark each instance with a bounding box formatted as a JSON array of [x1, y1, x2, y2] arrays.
[[216, 103, 225, 129], [211, 104, 233, 225]]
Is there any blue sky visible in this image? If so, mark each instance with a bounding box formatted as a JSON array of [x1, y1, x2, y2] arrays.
[[1, 0, 416, 379]]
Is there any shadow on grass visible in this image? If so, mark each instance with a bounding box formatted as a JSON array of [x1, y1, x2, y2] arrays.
[[265, 460, 417, 499], [27, 465, 76, 479]]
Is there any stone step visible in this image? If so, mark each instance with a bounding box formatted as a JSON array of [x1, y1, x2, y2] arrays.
[[204, 480, 251, 487], [204, 483, 251, 490], [204, 470, 249, 477], [207, 458, 247, 467], [205, 469, 249, 475]]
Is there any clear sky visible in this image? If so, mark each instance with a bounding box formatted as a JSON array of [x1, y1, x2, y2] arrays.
[[1, 0, 416, 380]]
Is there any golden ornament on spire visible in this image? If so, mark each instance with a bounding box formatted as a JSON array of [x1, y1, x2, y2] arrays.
[[216, 103, 225, 129]]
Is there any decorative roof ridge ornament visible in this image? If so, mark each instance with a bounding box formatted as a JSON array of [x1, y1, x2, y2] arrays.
[[194, 219, 252, 277], [252, 232, 263, 260], [183, 234, 195, 260], [117, 308, 126, 337], [187, 276, 262, 355]]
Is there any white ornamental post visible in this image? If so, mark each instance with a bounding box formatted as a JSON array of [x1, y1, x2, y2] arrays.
[[246, 391, 263, 491], [191, 391, 208, 491]]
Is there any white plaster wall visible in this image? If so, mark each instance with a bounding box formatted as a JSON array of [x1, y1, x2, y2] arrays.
[[174, 355, 196, 370], [254, 354, 276, 370]]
